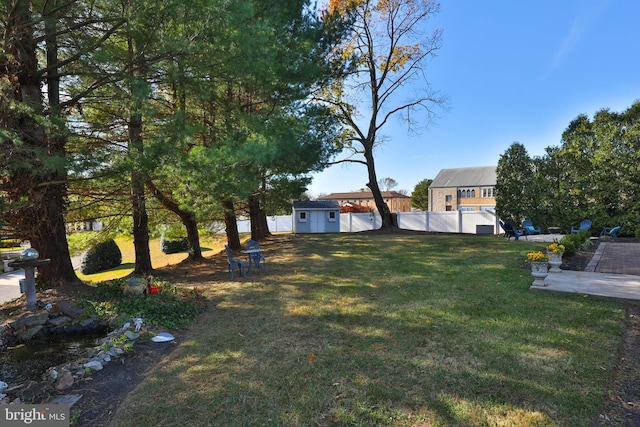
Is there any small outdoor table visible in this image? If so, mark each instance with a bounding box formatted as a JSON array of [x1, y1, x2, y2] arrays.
[[241, 249, 266, 274], [548, 227, 562, 234], [8, 258, 50, 311]]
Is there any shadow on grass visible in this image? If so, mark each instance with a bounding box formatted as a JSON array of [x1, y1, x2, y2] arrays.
[[108, 233, 624, 426]]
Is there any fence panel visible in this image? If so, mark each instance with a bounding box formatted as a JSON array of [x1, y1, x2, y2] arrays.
[[426, 212, 459, 233], [340, 212, 378, 232], [397, 212, 427, 231], [461, 211, 499, 234], [267, 216, 293, 232], [257, 211, 501, 235]]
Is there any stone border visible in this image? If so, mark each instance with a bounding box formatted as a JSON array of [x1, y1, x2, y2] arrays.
[[585, 242, 606, 272]]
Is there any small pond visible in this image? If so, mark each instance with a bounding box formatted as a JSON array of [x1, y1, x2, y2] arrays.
[[0, 331, 105, 384]]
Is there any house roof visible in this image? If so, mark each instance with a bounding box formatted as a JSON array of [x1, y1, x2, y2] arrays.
[[317, 191, 410, 200], [430, 166, 497, 188], [293, 200, 340, 210]]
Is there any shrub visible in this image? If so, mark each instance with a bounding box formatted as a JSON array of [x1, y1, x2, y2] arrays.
[[160, 236, 189, 254], [557, 235, 577, 257], [559, 231, 593, 258], [80, 239, 122, 274]]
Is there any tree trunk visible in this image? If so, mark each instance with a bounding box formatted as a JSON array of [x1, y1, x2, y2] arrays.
[[223, 200, 241, 250], [127, 35, 153, 274], [129, 112, 153, 273], [146, 179, 202, 258], [364, 144, 394, 228], [31, 186, 78, 284], [249, 193, 271, 241], [0, 0, 78, 284]]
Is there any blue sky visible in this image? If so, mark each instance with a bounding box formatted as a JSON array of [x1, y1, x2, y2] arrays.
[[308, 0, 640, 197]]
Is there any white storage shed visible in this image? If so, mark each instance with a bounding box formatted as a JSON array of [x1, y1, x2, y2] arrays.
[[292, 201, 340, 233]]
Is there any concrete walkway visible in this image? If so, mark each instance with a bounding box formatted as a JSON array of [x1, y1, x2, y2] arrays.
[[537, 270, 640, 302], [531, 240, 640, 301], [0, 256, 81, 305], [0, 270, 24, 305]]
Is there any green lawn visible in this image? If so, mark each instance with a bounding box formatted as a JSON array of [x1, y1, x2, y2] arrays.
[[108, 233, 623, 426], [75, 235, 229, 283]]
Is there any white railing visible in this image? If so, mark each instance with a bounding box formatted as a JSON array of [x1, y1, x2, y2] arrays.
[[234, 210, 502, 235]]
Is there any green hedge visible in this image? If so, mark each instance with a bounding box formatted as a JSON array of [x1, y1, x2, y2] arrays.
[[80, 239, 122, 274], [160, 236, 189, 254]]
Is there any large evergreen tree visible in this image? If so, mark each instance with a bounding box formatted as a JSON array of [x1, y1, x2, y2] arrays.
[[1, 0, 125, 284], [495, 143, 534, 224]]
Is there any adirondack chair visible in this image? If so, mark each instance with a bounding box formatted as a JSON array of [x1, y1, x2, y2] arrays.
[[600, 222, 624, 240], [500, 221, 524, 240], [570, 219, 592, 234], [521, 219, 541, 235], [245, 239, 266, 274], [225, 246, 246, 279]]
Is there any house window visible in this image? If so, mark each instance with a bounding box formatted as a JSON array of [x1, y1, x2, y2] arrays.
[[445, 195, 452, 202], [458, 188, 477, 198], [328, 211, 337, 222], [481, 187, 495, 198], [299, 211, 307, 222], [445, 205, 452, 211]]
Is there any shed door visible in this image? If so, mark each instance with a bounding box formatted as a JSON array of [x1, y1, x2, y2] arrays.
[[310, 211, 325, 233]]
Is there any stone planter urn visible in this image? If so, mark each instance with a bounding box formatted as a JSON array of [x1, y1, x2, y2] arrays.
[[530, 261, 549, 287], [548, 253, 563, 273], [124, 278, 145, 295]]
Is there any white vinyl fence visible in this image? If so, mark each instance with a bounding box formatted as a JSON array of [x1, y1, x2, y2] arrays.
[[236, 210, 502, 235]]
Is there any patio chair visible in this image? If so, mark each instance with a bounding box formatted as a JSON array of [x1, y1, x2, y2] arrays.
[[521, 219, 541, 236], [225, 245, 246, 280], [500, 221, 524, 240], [600, 222, 624, 240], [570, 219, 592, 234], [246, 239, 266, 274]]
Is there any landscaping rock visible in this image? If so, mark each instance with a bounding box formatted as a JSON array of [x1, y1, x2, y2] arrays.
[[55, 301, 83, 318], [19, 325, 44, 341], [54, 370, 74, 391], [10, 311, 49, 331], [83, 360, 103, 371], [108, 346, 124, 357], [48, 315, 72, 328], [124, 331, 139, 341]]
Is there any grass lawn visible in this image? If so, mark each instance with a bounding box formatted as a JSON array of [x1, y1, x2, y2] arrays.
[[75, 235, 229, 283], [108, 233, 623, 426]]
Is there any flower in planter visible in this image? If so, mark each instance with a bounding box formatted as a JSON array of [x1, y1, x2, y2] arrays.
[[546, 242, 566, 255], [527, 251, 549, 263]]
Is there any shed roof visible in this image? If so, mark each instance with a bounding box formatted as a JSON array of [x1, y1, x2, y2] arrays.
[[293, 200, 340, 210], [430, 166, 497, 188]]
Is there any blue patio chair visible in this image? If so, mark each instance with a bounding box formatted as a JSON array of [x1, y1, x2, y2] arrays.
[[500, 221, 525, 240], [600, 222, 624, 240], [570, 219, 592, 234], [225, 245, 246, 279], [246, 239, 266, 274], [521, 219, 541, 235]]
